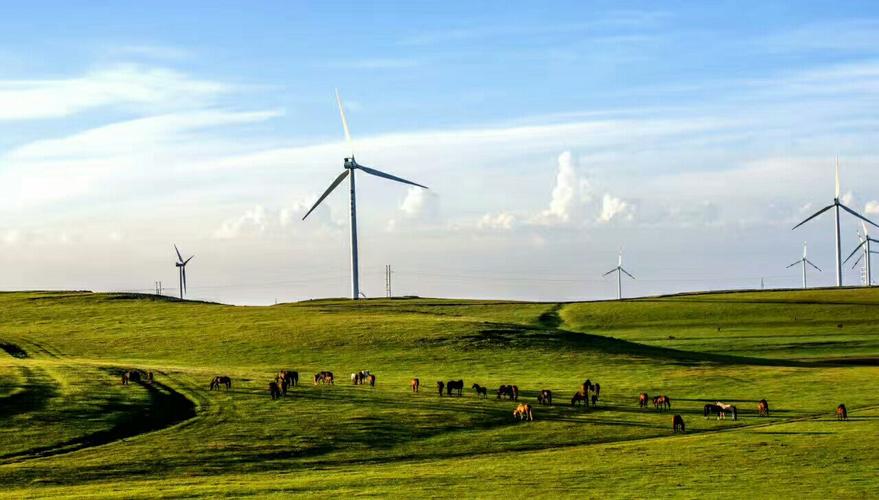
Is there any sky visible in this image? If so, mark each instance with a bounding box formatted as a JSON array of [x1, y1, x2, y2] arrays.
[[2, 1, 879, 304]]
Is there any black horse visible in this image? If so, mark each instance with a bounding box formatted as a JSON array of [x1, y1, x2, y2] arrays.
[[446, 379, 464, 396]]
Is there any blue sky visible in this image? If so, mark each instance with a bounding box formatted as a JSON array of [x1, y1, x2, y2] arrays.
[[2, 2, 879, 303]]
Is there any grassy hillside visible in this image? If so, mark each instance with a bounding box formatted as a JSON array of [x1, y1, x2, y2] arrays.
[[0, 289, 877, 498]]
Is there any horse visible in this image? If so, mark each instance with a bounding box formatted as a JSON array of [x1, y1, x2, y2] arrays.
[[513, 403, 534, 422], [410, 378, 420, 392], [583, 379, 593, 393], [591, 394, 598, 407], [280, 378, 288, 396], [836, 404, 848, 421], [126, 370, 142, 384], [571, 391, 588, 406], [704, 403, 723, 419], [313, 371, 334, 385], [146, 371, 154, 384], [594, 383, 601, 398], [279, 370, 297, 387], [673, 414, 685, 433], [368, 374, 376, 387], [447, 379, 464, 396], [639, 393, 649, 408], [537, 389, 552, 406], [472, 384, 488, 399], [210, 376, 232, 391], [268, 381, 281, 400], [351, 372, 362, 385], [653, 395, 671, 411], [437, 381, 445, 397], [497, 385, 518, 401], [715, 402, 737, 421], [121, 373, 129, 385], [758, 399, 769, 417]]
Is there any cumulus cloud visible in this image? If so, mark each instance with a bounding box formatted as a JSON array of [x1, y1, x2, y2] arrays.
[[399, 187, 439, 219], [866, 200, 879, 215], [478, 212, 517, 230], [597, 193, 636, 223], [535, 151, 592, 224], [841, 190, 855, 206], [213, 205, 270, 239]]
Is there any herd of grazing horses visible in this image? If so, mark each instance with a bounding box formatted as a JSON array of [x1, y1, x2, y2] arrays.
[[118, 368, 853, 431]]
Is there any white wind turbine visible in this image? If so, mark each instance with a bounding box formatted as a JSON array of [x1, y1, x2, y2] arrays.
[[603, 248, 635, 300], [302, 90, 429, 299], [844, 221, 878, 286], [792, 158, 878, 286], [786, 241, 821, 289]]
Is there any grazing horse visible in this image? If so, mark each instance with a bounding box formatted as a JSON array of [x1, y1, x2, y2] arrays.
[[653, 395, 671, 411], [758, 399, 769, 417], [836, 404, 848, 421], [537, 389, 552, 406], [437, 381, 445, 397], [704, 404, 723, 419], [268, 381, 281, 400], [716, 402, 737, 421], [673, 414, 685, 433], [496, 385, 518, 401], [571, 391, 588, 406], [472, 384, 488, 399], [368, 374, 376, 387], [447, 380, 464, 397], [513, 403, 534, 422], [639, 393, 649, 408], [210, 376, 232, 391], [410, 378, 420, 392], [313, 371, 334, 385]]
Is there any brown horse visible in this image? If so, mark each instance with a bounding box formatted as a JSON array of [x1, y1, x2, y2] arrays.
[[210, 376, 232, 391], [571, 391, 588, 406], [368, 374, 376, 387], [496, 384, 518, 401], [537, 389, 553, 406], [121, 373, 129, 385], [446, 379, 464, 397], [472, 383, 488, 399], [313, 371, 334, 385], [653, 395, 671, 411], [673, 414, 685, 433], [280, 378, 289, 396], [437, 381, 445, 397], [279, 370, 298, 387], [758, 399, 769, 417], [513, 403, 534, 421], [836, 404, 848, 421], [410, 378, 420, 392], [639, 393, 649, 408], [269, 381, 281, 400]]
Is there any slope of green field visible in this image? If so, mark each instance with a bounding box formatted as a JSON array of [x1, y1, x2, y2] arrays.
[[0, 289, 876, 498]]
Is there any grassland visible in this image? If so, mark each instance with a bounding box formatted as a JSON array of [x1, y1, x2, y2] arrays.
[[0, 289, 877, 498]]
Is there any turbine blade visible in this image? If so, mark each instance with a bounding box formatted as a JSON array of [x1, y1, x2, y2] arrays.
[[184, 255, 194, 265], [174, 244, 183, 262], [302, 170, 350, 220], [839, 203, 879, 229], [835, 156, 840, 199], [602, 268, 617, 277], [792, 204, 834, 230], [620, 267, 636, 280], [356, 164, 428, 189], [335, 89, 353, 155], [806, 259, 822, 272], [786, 261, 800, 269], [851, 254, 863, 270], [843, 240, 866, 264]]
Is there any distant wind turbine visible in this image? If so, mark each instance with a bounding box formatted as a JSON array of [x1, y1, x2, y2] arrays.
[[174, 244, 194, 300], [302, 90, 429, 300], [786, 242, 821, 289], [792, 158, 878, 286], [844, 221, 878, 286], [603, 248, 635, 300]]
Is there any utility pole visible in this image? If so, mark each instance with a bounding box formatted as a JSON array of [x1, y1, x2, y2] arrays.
[[385, 265, 392, 298]]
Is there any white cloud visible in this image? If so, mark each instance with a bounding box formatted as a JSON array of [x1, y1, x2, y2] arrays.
[[597, 193, 636, 223], [478, 212, 517, 230], [535, 151, 592, 225], [842, 190, 855, 206], [866, 200, 879, 215], [399, 187, 439, 219], [0, 64, 231, 121], [213, 206, 269, 240]]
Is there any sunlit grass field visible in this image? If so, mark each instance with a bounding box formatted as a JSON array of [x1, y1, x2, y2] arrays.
[[1, 289, 877, 498]]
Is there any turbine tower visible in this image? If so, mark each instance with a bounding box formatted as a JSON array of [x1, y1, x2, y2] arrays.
[[844, 222, 878, 286], [603, 248, 635, 300], [174, 244, 194, 300], [302, 90, 428, 299], [792, 158, 878, 287], [786, 241, 821, 289]]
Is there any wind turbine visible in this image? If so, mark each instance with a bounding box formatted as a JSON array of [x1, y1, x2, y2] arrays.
[[302, 90, 428, 300], [792, 158, 878, 286], [603, 248, 635, 300], [174, 244, 194, 300], [786, 241, 821, 289], [844, 222, 878, 286]]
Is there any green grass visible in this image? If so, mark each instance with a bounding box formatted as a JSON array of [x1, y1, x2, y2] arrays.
[[0, 289, 877, 498]]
